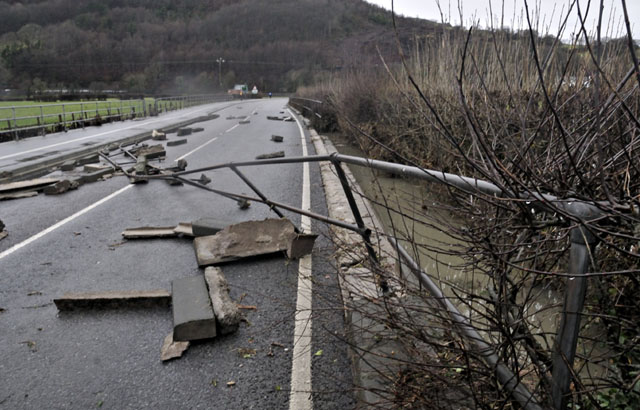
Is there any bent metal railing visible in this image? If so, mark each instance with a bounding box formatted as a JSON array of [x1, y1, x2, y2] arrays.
[[104, 146, 625, 410]]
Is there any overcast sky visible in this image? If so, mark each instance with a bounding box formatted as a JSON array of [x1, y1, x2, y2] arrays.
[[365, 0, 640, 40]]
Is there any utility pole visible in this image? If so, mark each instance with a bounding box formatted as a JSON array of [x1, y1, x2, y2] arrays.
[[216, 58, 225, 88]]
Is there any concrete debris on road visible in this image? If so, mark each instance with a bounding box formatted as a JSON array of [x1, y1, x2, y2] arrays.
[[161, 331, 190, 362], [76, 154, 100, 166], [0, 191, 38, 201], [60, 160, 76, 171], [130, 155, 149, 183], [270, 135, 284, 143], [266, 115, 294, 122], [122, 226, 180, 239], [239, 120, 250, 124], [167, 139, 187, 147], [192, 127, 204, 133], [151, 129, 167, 141], [0, 178, 61, 194], [287, 233, 319, 259], [43, 179, 79, 195], [204, 267, 242, 335], [192, 218, 227, 237], [255, 151, 285, 160], [193, 218, 314, 266], [177, 128, 193, 136], [79, 167, 114, 183], [131, 144, 166, 160], [0, 219, 6, 241], [237, 198, 251, 209], [122, 223, 194, 239], [174, 222, 194, 237], [191, 174, 211, 185], [83, 164, 111, 173], [54, 290, 171, 311], [172, 275, 217, 341]]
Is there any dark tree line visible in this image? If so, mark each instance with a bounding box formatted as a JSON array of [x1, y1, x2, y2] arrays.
[[0, 0, 438, 96]]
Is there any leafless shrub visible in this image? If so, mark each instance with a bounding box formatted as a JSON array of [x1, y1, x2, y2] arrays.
[[299, 1, 639, 408]]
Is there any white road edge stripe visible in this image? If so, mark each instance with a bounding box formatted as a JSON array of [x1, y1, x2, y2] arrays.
[[0, 106, 215, 161], [0, 184, 133, 261], [175, 137, 218, 161], [288, 108, 313, 410]]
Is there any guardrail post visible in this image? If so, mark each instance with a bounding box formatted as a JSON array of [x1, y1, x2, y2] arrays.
[[40, 105, 45, 135], [62, 104, 67, 132], [551, 225, 598, 409], [12, 107, 19, 140], [330, 155, 387, 292]]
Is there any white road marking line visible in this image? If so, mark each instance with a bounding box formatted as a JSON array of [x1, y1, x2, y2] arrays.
[[0, 106, 214, 161], [225, 124, 240, 133], [0, 184, 133, 262], [175, 137, 218, 161], [289, 108, 313, 410]]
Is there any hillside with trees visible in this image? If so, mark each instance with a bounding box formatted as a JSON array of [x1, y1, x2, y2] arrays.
[[0, 0, 439, 96]]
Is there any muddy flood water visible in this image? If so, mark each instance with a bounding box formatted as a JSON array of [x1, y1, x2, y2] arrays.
[[329, 134, 609, 380]]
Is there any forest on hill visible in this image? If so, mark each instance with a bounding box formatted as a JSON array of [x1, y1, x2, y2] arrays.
[[0, 0, 440, 96]]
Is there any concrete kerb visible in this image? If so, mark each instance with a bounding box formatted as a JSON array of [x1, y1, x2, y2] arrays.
[[0, 104, 240, 184], [309, 128, 406, 407]]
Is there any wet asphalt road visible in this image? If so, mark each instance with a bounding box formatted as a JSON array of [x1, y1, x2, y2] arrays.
[[0, 98, 355, 409]]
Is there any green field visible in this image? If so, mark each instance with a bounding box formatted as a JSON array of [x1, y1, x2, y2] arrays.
[[0, 98, 158, 131]]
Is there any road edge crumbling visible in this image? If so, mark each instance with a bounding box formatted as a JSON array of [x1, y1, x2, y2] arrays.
[[308, 127, 405, 407]]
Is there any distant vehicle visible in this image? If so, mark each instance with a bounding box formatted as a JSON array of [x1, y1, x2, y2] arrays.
[[228, 84, 248, 98]]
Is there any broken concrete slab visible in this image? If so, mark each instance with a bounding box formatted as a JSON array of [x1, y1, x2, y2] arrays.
[[0, 178, 60, 194], [175, 159, 188, 171], [122, 223, 193, 238], [79, 167, 114, 183], [0, 219, 4, 231], [172, 275, 217, 341], [133, 144, 166, 160], [161, 331, 190, 362], [193, 218, 296, 267], [0, 191, 38, 201], [237, 198, 251, 209], [173, 223, 194, 237], [151, 129, 167, 141], [192, 218, 227, 237], [205, 267, 241, 335], [287, 233, 318, 259], [177, 128, 193, 136], [76, 154, 100, 166], [43, 179, 79, 195], [60, 160, 76, 171], [271, 135, 284, 142], [54, 290, 171, 311], [83, 164, 111, 173], [192, 174, 211, 185], [0, 231, 6, 241], [239, 120, 250, 124], [192, 127, 204, 133], [167, 139, 187, 147], [122, 226, 179, 239], [255, 151, 285, 160]]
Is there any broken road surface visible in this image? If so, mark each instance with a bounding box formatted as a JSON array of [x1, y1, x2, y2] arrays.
[[0, 98, 355, 409]]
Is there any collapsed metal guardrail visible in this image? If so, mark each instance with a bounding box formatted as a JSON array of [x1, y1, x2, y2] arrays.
[[103, 140, 629, 409]]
